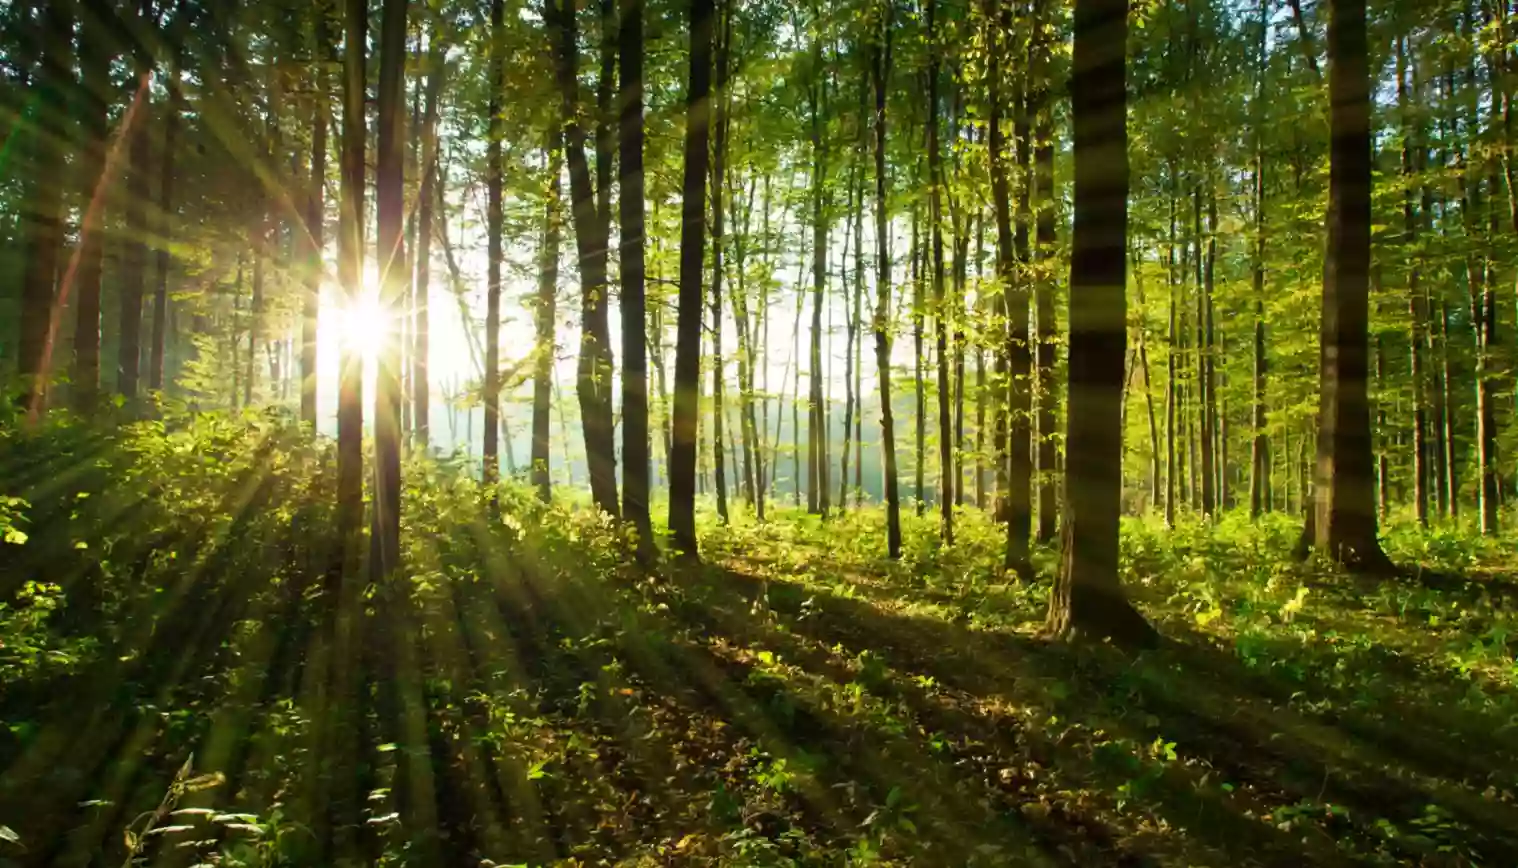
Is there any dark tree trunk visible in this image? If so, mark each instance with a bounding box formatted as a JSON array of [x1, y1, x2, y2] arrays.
[[413, 33, 443, 446], [1200, 183, 1218, 518], [1398, 38, 1430, 527], [73, 6, 111, 413], [669, 0, 714, 553], [620, 0, 651, 544], [1303, 0, 1391, 571], [553, 0, 620, 517], [808, 35, 830, 517], [1033, 42, 1059, 544], [710, 2, 731, 523], [533, 140, 563, 503], [873, 15, 901, 557], [149, 56, 180, 394], [301, 4, 330, 426], [373, 0, 408, 580], [913, 204, 926, 512], [1046, 0, 1157, 646], [928, 0, 952, 542], [485, 0, 505, 487], [121, 75, 152, 403], [18, 0, 71, 414], [1250, 0, 1270, 518]]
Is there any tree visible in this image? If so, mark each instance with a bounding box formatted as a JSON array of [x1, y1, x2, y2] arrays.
[[1046, 0, 1156, 645], [552, 0, 620, 518], [301, 1, 330, 427], [670, 0, 715, 555], [872, 1, 901, 558], [621, 0, 652, 549], [927, 0, 951, 543], [412, 28, 444, 446], [1301, 0, 1391, 571], [73, 1, 112, 413], [336, 0, 367, 579], [373, 0, 408, 579], [533, 139, 563, 503], [485, 0, 505, 489]]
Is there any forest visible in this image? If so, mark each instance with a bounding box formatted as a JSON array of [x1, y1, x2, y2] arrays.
[[2, 0, 1518, 863]]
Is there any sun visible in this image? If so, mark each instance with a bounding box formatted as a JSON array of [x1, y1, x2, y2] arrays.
[[330, 288, 392, 363]]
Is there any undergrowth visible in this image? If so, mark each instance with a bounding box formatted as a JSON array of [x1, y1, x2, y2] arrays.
[[1, 411, 1515, 866]]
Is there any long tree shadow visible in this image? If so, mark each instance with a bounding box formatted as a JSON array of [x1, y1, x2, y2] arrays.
[[669, 559, 1518, 867]]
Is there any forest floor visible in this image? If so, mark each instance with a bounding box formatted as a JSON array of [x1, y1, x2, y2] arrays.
[[2, 415, 1518, 867]]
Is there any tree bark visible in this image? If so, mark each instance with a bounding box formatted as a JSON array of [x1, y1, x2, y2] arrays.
[[1047, 0, 1157, 646], [372, 0, 408, 580], [1249, 0, 1270, 518], [808, 34, 831, 517], [532, 140, 562, 503], [669, 0, 714, 553], [18, 0, 72, 415], [873, 12, 901, 557], [485, 0, 506, 488], [301, 4, 330, 426], [1033, 27, 1059, 544], [1303, 0, 1391, 571], [710, 1, 731, 523], [620, 0, 651, 544], [928, 0, 952, 542], [73, 4, 111, 413], [149, 53, 180, 394], [552, 0, 620, 517]]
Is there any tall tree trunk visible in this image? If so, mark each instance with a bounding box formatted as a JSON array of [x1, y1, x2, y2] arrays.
[[1249, 0, 1270, 518], [1304, 0, 1390, 570], [553, 0, 620, 517], [18, 0, 72, 415], [873, 13, 902, 557], [1033, 36, 1059, 544], [1165, 190, 1178, 526], [532, 139, 562, 503], [1201, 184, 1219, 517], [121, 75, 152, 403], [840, 151, 860, 511], [710, 2, 731, 523], [1047, 0, 1156, 645], [1438, 297, 1457, 519], [149, 56, 180, 393], [913, 203, 926, 512], [413, 33, 443, 446], [73, 6, 111, 413], [1399, 38, 1430, 527], [301, 4, 330, 426], [485, 0, 505, 487], [373, 0, 408, 579], [989, 0, 1027, 572], [928, 0, 952, 542], [621, 0, 652, 544], [669, 0, 714, 553], [808, 36, 831, 517]]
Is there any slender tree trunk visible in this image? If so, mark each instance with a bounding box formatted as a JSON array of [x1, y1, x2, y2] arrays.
[[928, 0, 952, 541], [808, 39, 831, 517], [1033, 43, 1059, 543], [873, 14, 902, 557], [412, 33, 443, 446], [1165, 190, 1178, 526], [1438, 298, 1457, 519], [1048, 0, 1156, 645], [73, 7, 111, 413], [1250, 0, 1270, 518], [711, 3, 731, 523], [620, 0, 651, 544], [532, 140, 562, 502], [485, 0, 506, 487], [1399, 38, 1430, 527], [301, 7, 330, 426], [669, 0, 714, 553], [121, 76, 152, 403], [372, 0, 408, 580], [914, 202, 926, 513], [150, 59, 180, 393]]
